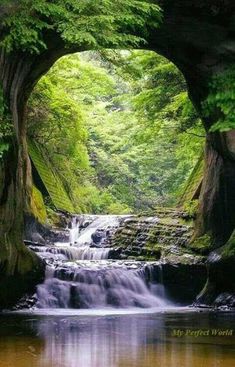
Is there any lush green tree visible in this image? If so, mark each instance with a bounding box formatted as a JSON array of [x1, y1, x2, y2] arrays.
[[0, 0, 161, 54], [203, 66, 235, 132], [28, 50, 204, 214], [84, 51, 204, 209]]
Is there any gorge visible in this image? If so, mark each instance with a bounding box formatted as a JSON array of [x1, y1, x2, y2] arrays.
[[1, 1, 235, 309], [1, 1, 235, 366]]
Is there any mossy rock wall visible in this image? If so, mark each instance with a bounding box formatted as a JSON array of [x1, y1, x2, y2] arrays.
[[194, 231, 235, 306], [28, 140, 74, 213], [0, 236, 45, 309], [178, 153, 204, 207], [30, 185, 47, 224], [110, 209, 204, 264]]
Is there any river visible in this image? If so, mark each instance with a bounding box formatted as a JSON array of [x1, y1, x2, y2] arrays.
[[0, 310, 235, 367]]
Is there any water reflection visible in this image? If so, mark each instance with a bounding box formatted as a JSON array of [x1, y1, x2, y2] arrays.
[[0, 311, 235, 367]]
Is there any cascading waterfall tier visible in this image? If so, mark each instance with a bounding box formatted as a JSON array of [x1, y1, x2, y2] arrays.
[[30, 244, 110, 261], [31, 215, 123, 261], [36, 261, 167, 309], [31, 215, 169, 309]]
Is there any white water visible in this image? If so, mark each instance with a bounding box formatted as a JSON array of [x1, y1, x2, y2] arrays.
[[47, 214, 130, 260], [60, 214, 130, 247], [37, 263, 167, 309], [31, 215, 169, 310], [75, 215, 124, 245], [33, 244, 110, 261], [69, 216, 80, 244]]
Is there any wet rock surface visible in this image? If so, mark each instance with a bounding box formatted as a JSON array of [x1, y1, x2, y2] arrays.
[[195, 250, 235, 308], [12, 294, 38, 310], [108, 209, 204, 265]]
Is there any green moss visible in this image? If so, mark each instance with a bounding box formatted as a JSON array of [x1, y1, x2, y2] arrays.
[[221, 232, 235, 258], [183, 199, 199, 218], [145, 241, 162, 251], [46, 207, 65, 228], [157, 217, 176, 225], [158, 216, 190, 226], [139, 256, 157, 261], [28, 140, 75, 213], [189, 234, 213, 254], [30, 185, 47, 224], [178, 154, 204, 206]]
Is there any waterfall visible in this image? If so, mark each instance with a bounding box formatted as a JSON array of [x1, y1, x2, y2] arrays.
[[149, 264, 166, 299], [74, 215, 125, 246], [69, 216, 80, 245], [36, 263, 167, 309], [31, 245, 110, 261], [31, 215, 169, 310], [32, 215, 121, 261]]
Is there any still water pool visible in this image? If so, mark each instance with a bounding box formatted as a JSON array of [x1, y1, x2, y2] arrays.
[[0, 309, 234, 367]]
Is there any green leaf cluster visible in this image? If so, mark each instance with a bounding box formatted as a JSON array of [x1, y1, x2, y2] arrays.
[[1, 0, 161, 54], [203, 66, 235, 132]]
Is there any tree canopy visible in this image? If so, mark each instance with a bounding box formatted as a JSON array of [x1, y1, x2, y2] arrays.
[[203, 67, 235, 132], [0, 0, 161, 54]]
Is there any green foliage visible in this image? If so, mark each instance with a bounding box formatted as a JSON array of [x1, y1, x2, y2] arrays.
[[0, 141, 9, 159], [28, 50, 204, 214], [189, 234, 213, 254], [30, 185, 47, 224], [204, 67, 235, 132], [183, 200, 199, 218], [27, 54, 130, 213], [0, 0, 161, 54], [221, 231, 235, 258], [93, 50, 204, 206]]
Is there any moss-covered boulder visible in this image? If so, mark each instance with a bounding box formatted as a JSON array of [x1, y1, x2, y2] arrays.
[[187, 234, 214, 255]]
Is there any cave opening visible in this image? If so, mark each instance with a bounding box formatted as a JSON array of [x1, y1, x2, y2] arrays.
[[27, 50, 204, 216]]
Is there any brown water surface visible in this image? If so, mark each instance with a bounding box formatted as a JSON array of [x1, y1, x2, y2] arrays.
[[0, 309, 234, 367]]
